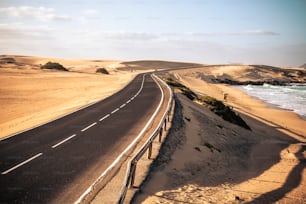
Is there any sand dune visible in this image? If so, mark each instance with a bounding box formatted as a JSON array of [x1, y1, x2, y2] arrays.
[[173, 65, 306, 84], [134, 66, 306, 203]]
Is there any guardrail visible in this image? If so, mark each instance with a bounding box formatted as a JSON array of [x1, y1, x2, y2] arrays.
[[117, 74, 173, 204]]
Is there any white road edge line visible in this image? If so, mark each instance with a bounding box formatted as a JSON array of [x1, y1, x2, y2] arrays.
[[1, 153, 43, 175], [51, 134, 77, 149], [99, 114, 110, 122], [120, 104, 126, 108], [81, 122, 97, 132], [74, 74, 164, 204], [111, 108, 119, 114]]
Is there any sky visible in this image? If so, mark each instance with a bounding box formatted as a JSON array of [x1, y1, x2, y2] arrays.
[[0, 0, 305, 66]]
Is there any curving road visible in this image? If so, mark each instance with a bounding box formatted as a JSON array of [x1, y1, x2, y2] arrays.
[[0, 74, 163, 203]]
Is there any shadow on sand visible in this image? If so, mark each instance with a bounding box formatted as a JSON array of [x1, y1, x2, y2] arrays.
[[245, 144, 305, 204]]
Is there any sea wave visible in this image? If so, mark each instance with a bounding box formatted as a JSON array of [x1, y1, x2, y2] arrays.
[[241, 84, 306, 118]]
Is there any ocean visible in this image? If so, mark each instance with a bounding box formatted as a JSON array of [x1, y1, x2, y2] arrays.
[[241, 84, 306, 119]]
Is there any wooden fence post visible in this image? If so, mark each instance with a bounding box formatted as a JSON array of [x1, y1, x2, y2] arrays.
[[147, 142, 152, 159], [130, 163, 136, 188], [159, 128, 163, 142]]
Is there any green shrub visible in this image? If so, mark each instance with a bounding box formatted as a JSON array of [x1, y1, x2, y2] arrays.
[[41, 61, 68, 71], [96, 68, 109, 75]]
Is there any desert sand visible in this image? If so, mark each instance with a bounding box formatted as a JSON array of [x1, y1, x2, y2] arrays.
[[134, 66, 305, 204], [1, 58, 305, 203], [0, 55, 140, 138]]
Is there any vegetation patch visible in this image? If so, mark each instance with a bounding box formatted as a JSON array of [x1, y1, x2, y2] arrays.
[[199, 95, 251, 130], [41, 62, 68, 71], [165, 77, 197, 100], [0, 57, 16, 64], [96, 67, 109, 75], [164, 77, 251, 130]]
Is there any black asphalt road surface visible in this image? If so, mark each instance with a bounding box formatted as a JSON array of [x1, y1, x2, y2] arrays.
[[0, 74, 162, 203]]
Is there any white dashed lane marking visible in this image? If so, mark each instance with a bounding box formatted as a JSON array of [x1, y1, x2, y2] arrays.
[[120, 104, 126, 108], [99, 114, 110, 122], [81, 122, 97, 132], [1, 153, 43, 175], [111, 108, 119, 114], [52, 134, 77, 149]]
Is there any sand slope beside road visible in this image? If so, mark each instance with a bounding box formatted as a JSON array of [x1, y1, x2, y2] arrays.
[[134, 66, 305, 203], [135, 93, 305, 204]]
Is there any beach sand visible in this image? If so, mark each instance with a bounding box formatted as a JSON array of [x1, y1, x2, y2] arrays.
[[133, 66, 306, 204], [0, 55, 139, 138]]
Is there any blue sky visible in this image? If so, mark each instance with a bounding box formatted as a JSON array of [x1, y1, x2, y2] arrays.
[[0, 0, 305, 66]]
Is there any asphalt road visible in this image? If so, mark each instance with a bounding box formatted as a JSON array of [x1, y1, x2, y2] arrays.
[[0, 73, 162, 203]]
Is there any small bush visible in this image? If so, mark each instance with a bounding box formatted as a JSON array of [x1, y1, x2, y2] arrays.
[[96, 68, 109, 75], [41, 62, 68, 71]]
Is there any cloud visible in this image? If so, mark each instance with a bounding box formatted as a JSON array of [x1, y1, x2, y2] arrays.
[[233, 30, 280, 36], [75, 30, 280, 42], [0, 23, 54, 39], [0, 6, 70, 22], [83, 9, 97, 15], [186, 30, 280, 36]]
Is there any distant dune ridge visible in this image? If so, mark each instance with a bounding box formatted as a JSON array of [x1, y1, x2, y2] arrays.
[[192, 65, 306, 85], [300, 63, 306, 68]]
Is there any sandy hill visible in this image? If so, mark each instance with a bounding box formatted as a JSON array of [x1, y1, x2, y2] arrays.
[[173, 65, 306, 85], [0, 55, 123, 74]]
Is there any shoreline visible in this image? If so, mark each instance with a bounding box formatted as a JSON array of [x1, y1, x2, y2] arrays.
[[233, 85, 306, 121]]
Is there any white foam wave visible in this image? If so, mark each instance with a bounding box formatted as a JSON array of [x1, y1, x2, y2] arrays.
[[242, 84, 306, 118]]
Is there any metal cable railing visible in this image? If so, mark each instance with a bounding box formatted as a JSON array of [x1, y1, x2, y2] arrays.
[[117, 74, 173, 204]]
